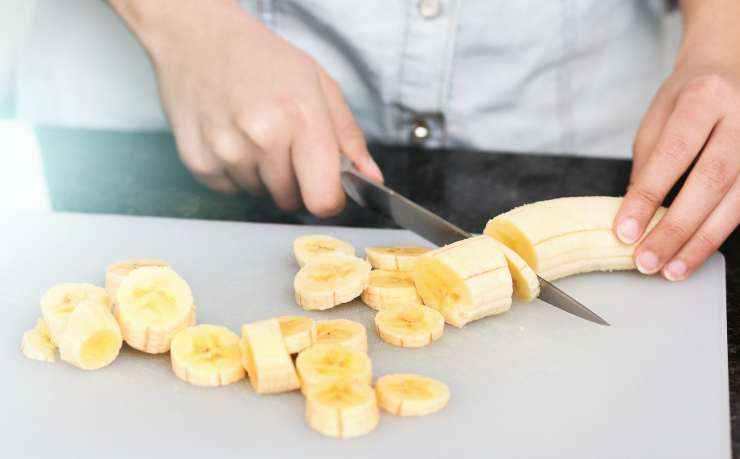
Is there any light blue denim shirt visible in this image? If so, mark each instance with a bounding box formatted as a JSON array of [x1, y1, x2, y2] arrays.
[[16, 0, 678, 158]]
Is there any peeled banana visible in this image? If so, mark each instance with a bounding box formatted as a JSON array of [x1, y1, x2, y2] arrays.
[[170, 324, 245, 387], [105, 259, 169, 306], [374, 305, 444, 348], [294, 254, 371, 310], [489, 239, 540, 301], [241, 319, 300, 394], [412, 236, 513, 328], [277, 316, 315, 354], [116, 266, 196, 354], [304, 379, 379, 438], [484, 196, 666, 280], [375, 374, 450, 416], [56, 300, 123, 370], [21, 318, 57, 363], [365, 246, 430, 271], [361, 270, 421, 310], [296, 343, 372, 393], [40, 283, 111, 342], [294, 235, 355, 267], [313, 319, 368, 353]]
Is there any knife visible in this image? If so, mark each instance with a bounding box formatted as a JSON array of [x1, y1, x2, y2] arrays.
[[340, 159, 609, 326]]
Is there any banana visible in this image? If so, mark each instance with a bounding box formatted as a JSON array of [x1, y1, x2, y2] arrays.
[[374, 305, 444, 348], [294, 254, 371, 310], [312, 319, 368, 353], [115, 266, 196, 354], [277, 316, 315, 354], [375, 374, 450, 416], [295, 343, 372, 393], [361, 270, 421, 310], [105, 259, 169, 307], [170, 324, 245, 387], [241, 319, 300, 394], [412, 236, 513, 328], [365, 246, 430, 271], [484, 196, 667, 281], [21, 318, 57, 363], [56, 300, 123, 370], [293, 235, 355, 267], [489, 239, 540, 301], [40, 283, 111, 342], [304, 379, 379, 438]]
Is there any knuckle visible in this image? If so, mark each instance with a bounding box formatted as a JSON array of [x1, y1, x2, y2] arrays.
[[658, 220, 691, 244], [683, 74, 728, 101], [656, 132, 691, 162], [693, 230, 721, 253], [694, 156, 732, 193], [178, 149, 221, 177], [629, 185, 663, 208]]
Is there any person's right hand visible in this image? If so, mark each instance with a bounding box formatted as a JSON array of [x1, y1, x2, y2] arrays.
[[111, 0, 383, 217]]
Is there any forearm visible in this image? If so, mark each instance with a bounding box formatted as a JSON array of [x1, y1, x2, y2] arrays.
[[678, 0, 740, 66]]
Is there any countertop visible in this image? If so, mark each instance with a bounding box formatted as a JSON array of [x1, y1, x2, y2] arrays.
[[33, 127, 738, 454]]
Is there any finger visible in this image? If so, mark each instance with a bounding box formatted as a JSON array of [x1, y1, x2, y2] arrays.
[[257, 145, 301, 212], [630, 82, 676, 184], [662, 177, 739, 281], [634, 121, 740, 274], [614, 77, 726, 245], [319, 70, 383, 183], [202, 124, 264, 195]]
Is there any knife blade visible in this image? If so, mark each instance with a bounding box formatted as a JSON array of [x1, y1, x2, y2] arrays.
[[340, 159, 609, 326]]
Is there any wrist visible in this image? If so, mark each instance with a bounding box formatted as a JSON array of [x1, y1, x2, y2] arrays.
[[676, 0, 740, 69]]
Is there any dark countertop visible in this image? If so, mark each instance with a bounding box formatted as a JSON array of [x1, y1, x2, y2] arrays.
[[35, 126, 738, 454]]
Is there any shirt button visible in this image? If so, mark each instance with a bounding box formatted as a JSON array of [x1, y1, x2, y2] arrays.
[[418, 0, 441, 19], [410, 118, 431, 144]]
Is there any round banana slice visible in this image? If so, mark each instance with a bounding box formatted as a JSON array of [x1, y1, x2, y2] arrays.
[[57, 301, 123, 370], [170, 324, 244, 387], [293, 254, 371, 310], [365, 246, 430, 271], [296, 343, 372, 394], [277, 316, 315, 354], [116, 266, 195, 354], [105, 259, 169, 305], [313, 319, 367, 353], [375, 373, 450, 416], [40, 283, 111, 342], [361, 270, 421, 310], [293, 235, 355, 267], [305, 379, 379, 438], [488, 239, 540, 301], [21, 318, 57, 363], [374, 305, 444, 348], [241, 319, 301, 394]]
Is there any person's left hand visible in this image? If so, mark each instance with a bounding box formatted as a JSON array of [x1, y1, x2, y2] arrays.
[[614, 20, 740, 281]]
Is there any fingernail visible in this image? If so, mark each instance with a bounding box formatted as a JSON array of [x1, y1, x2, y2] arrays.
[[617, 217, 640, 244], [663, 260, 688, 281], [636, 251, 660, 274]]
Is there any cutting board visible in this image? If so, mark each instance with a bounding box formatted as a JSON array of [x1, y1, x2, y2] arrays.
[[0, 213, 730, 459]]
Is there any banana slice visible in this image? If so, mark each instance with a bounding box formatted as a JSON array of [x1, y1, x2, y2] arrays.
[[412, 236, 513, 328], [21, 318, 57, 363], [312, 319, 368, 353], [116, 266, 195, 354], [170, 324, 245, 387], [296, 343, 372, 393], [365, 246, 431, 271], [361, 270, 421, 310], [374, 305, 444, 348], [278, 316, 315, 354], [105, 259, 169, 306], [375, 374, 450, 416], [484, 196, 666, 280], [241, 319, 300, 394], [294, 235, 355, 267], [40, 283, 111, 342], [489, 239, 540, 301], [305, 379, 379, 438], [57, 301, 123, 370], [294, 254, 371, 310]]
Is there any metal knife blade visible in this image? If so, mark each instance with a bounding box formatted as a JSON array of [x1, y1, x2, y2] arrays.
[[340, 159, 610, 326]]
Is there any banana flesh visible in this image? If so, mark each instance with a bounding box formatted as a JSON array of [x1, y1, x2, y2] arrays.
[[241, 319, 300, 394], [304, 379, 379, 438], [171, 324, 245, 387], [412, 236, 513, 328], [313, 319, 368, 353], [105, 259, 169, 308], [21, 318, 57, 363], [293, 235, 355, 267], [374, 305, 444, 348], [40, 283, 111, 343], [361, 270, 421, 310], [375, 374, 450, 416], [294, 254, 371, 310], [277, 316, 315, 354], [365, 246, 430, 272], [296, 343, 372, 394], [488, 239, 540, 301], [57, 300, 123, 370]]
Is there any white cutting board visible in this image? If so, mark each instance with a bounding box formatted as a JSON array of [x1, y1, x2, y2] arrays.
[[0, 213, 730, 459]]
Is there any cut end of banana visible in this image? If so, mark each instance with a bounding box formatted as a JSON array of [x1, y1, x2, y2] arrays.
[[171, 324, 245, 387], [412, 236, 513, 328], [361, 270, 421, 310], [277, 316, 315, 354], [105, 259, 169, 305], [313, 319, 368, 353], [241, 319, 300, 394], [375, 305, 444, 348], [365, 246, 430, 272], [376, 374, 450, 416], [41, 283, 111, 343], [296, 343, 372, 394], [294, 254, 371, 311], [488, 239, 540, 301], [58, 301, 123, 370], [21, 318, 57, 363], [294, 235, 355, 268], [304, 379, 379, 438]]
